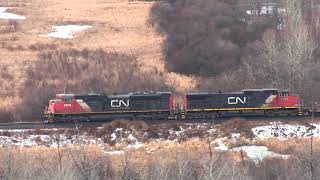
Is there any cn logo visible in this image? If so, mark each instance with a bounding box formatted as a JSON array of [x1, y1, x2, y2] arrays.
[[111, 99, 130, 108], [228, 97, 246, 105]]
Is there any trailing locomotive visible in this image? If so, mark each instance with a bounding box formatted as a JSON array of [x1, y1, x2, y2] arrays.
[[182, 89, 302, 119], [44, 92, 174, 122], [43, 88, 303, 122]]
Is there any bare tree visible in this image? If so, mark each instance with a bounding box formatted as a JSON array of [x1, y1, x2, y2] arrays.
[[282, 0, 315, 92]]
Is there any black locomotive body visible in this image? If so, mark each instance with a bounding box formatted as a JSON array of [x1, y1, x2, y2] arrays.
[[45, 92, 174, 122], [184, 89, 300, 119]]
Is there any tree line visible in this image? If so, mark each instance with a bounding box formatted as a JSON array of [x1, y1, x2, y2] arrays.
[[150, 0, 320, 105]]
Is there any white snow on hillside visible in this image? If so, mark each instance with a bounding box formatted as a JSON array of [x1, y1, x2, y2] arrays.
[[252, 122, 320, 139], [0, 134, 102, 147], [246, 6, 285, 15], [232, 146, 289, 164], [0, 7, 25, 20], [214, 139, 289, 164], [40, 25, 92, 39]]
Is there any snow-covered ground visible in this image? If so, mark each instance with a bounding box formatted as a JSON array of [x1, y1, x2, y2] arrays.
[[232, 146, 289, 164], [214, 138, 228, 151], [0, 134, 102, 147], [0, 7, 25, 20], [0, 123, 217, 149], [0, 127, 144, 149], [40, 25, 92, 39], [252, 122, 320, 139], [246, 6, 285, 15], [1, 122, 319, 148], [214, 137, 289, 164], [0, 121, 319, 165]]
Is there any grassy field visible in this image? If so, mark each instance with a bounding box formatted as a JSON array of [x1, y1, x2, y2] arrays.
[[0, 0, 196, 121]]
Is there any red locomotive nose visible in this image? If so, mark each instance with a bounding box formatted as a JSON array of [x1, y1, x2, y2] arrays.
[[47, 99, 58, 113], [271, 91, 300, 108]]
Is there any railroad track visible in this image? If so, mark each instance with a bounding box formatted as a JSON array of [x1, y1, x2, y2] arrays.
[[0, 121, 105, 130], [0, 114, 318, 130]]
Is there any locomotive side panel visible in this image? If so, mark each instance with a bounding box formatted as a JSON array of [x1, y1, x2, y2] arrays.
[[186, 90, 278, 110], [74, 94, 106, 112]]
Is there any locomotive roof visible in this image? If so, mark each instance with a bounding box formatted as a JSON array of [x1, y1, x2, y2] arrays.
[[129, 91, 171, 95], [187, 88, 280, 95], [187, 92, 242, 95], [242, 88, 278, 92], [56, 92, 171, 98], [56, 93, 105, 97], [109, 91, 171, 98]]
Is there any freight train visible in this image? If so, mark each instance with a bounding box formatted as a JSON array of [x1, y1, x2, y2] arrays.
[[43, 88, 303, 122]]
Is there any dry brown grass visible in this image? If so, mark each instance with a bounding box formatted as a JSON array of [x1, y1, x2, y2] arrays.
[[0, 138, 319, 179], [254, 137, 320, 155], [0, 0, 196, 121], [219, 118, 255, 138]]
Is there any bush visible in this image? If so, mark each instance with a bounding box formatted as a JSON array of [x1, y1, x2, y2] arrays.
[[99, 120, 149, 137], [220, 118, 254, 137], [17, 49, 169, 120]]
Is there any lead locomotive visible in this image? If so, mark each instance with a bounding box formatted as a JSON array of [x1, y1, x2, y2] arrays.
[[44, 92, 174, 122]]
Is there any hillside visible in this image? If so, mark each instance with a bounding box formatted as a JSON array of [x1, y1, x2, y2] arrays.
[[0, 0, 195, 121]]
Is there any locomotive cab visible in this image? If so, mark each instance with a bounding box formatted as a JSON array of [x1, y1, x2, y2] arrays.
[[273, 90, 300, 108], [48, 94, 79, 114]]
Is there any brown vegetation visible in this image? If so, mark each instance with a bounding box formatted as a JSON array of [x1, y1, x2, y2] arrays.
[[0, 140, 319, 180], [16, 48, 169, 120], [0, 0, 198, 121]]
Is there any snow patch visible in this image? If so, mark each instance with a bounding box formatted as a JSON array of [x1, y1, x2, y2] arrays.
[[0, 128, 60, 132], [0, 129, 32, 133], [0, 134, 103, 147], [232, 145, 289, 164], [127, 134, 143, 149], [246, 6, 285, 15], [0, 7, 25, 20], [110, 133, 117, 141], [207, 127, 216, 134], [104, 150, 124, 155], [127, 134, 136, 141], [214, 138, 228, 151], [40, 25, 92, 39], [231, 133, 240, 139], [128, 142, 143, 149], [252, 122, 320, 139]]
